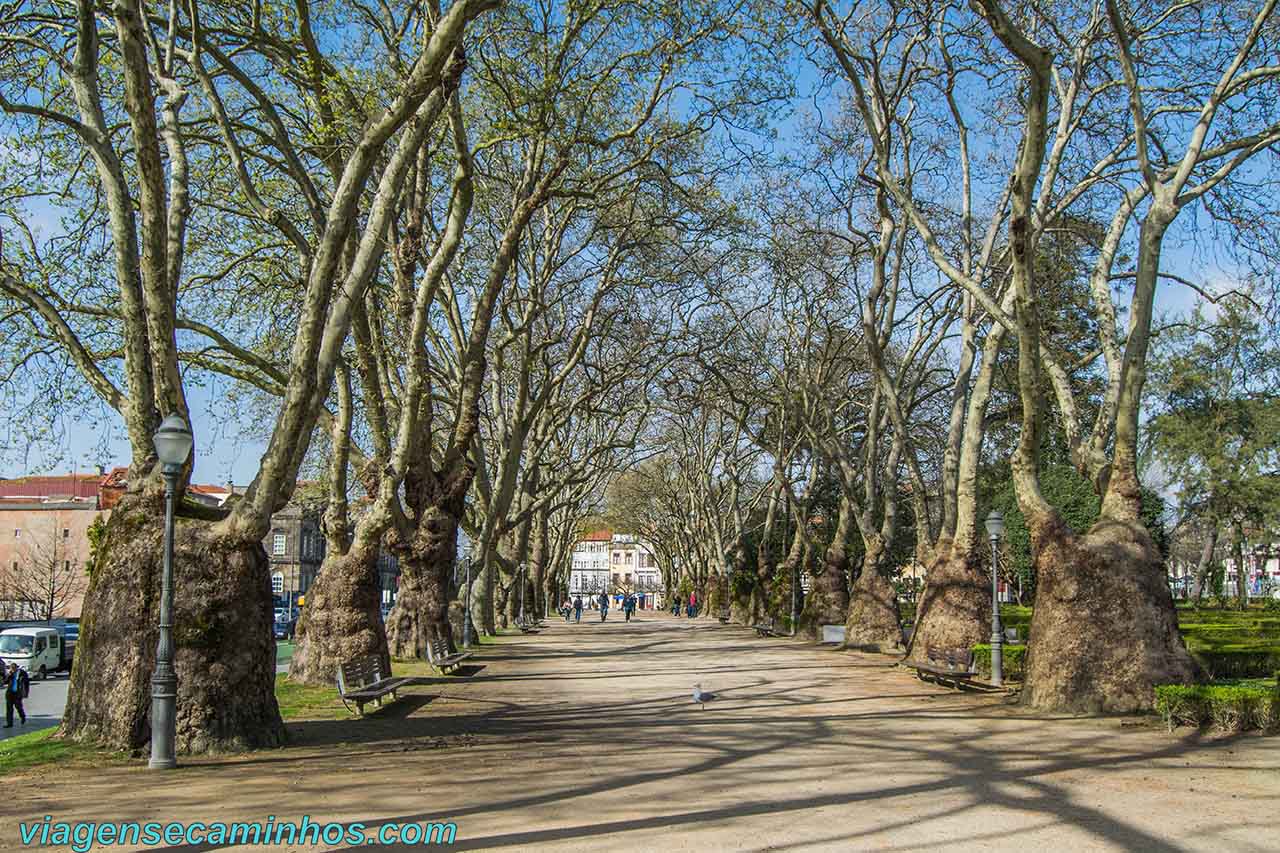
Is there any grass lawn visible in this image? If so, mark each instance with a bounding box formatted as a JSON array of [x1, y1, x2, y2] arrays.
[[0, 729, 128, 775]]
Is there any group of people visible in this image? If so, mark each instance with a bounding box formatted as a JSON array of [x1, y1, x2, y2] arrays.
[[559, 592, 641, 623], [4, 661, 29, 728], [672, 591, 698, 618]]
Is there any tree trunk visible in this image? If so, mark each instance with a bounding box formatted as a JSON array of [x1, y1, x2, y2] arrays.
[[844, 540, 902, 652], [287, 541, 389, 686], [386, 499, 461, 658], [1231, 519, 1248, 610], [1022, 506, 1200, 713], [1191, 525, 1217, 600], [60, 492, 284, 753], [906, 541, 990, 658], [798, 538, 851, 639]]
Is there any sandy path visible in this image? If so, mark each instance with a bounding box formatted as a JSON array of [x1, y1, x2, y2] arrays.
[[3, 612, 1277, 852]]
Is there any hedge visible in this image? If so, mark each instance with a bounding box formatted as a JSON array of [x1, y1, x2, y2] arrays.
[[1154, 683, 1280, 733], [1188, 649, 1280, 680], [972, 643, 1026, 682]]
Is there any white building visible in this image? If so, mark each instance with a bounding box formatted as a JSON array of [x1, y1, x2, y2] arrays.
[[569, 530, 664, 608]]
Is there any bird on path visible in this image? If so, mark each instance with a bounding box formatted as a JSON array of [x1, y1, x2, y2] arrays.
[[692, 683, 716, 710]]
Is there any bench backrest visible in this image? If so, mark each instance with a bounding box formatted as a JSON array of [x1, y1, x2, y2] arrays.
[[337, 655, 383, 693], [924, 645, 974, 671], [428, 638, 451, 662]]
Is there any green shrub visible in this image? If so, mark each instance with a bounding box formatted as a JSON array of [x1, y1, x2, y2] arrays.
[[972, 643, 1026, 682], [1154, 683, 1280, 733], [1189, 649, 1280, 679]]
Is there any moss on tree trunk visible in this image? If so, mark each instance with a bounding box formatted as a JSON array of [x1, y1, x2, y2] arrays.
[[59, 492, 284, 754]]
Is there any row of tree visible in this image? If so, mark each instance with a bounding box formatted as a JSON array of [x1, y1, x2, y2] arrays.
[[0, 0, 1276, 753]]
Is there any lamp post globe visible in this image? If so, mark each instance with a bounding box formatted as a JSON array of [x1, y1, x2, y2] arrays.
[[149, 413, 192, 770], [984, 510, 1005, 688], [153, 414, 194, 471]]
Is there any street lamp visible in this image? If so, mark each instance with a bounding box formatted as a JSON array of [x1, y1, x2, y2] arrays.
[[461, 556, 473, 649], [150, 413, 193, 770], [984, 510, 1006, 688]]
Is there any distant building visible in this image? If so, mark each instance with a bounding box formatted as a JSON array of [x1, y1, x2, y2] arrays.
[[0, 469, 347, 616], [569, 530, 663, 608], [0, 473, 105, 620]]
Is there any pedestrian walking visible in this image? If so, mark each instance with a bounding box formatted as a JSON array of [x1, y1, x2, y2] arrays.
[[623, 594, 635, 622], [561, 599, 573, 622], [598, 592, 609, 622], [672, 596, 682, 616], [4, 662, 28, 728], [573, 596, 584, 623], [688, 591, 698, 618]]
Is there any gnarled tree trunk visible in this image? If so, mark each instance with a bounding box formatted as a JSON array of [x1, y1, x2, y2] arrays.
[[799, 502, 853, 638], [844, 540, 902, 652], [387, 498, 463, 657], [60, 492, 284, 753], [1023, 507, 1199, 713], [907, 541, 990, 658], [287, 541, 389, 685]]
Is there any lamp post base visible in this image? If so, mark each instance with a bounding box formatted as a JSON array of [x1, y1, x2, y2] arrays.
[[149, 674, 178, 770]]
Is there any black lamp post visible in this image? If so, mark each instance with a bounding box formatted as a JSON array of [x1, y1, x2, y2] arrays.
[[150, 414, 193, 770], [984, 511, 1006, 688]]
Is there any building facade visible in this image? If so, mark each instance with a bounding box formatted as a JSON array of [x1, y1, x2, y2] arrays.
[[0, 473, 108, 619], [569, 530, 664, 608]]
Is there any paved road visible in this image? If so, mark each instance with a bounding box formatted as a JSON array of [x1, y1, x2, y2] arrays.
[[0, 671, 68, 741], [7, 613, 1279, 851]]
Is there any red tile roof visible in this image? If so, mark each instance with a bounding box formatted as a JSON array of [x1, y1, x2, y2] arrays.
[[580, 529, 613, 542], [0, 473, 102, 499]]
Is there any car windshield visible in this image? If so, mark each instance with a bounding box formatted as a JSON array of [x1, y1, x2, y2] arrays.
[[0, 635, 34, 654]]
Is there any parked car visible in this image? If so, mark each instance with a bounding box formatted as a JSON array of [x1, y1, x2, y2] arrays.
[[0, 626, 66, 680]]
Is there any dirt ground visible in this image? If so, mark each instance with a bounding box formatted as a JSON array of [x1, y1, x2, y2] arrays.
[[3, 612, 1278, 852]]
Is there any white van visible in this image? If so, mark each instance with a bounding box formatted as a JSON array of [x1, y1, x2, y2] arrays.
[[0, 627, 63, 680]]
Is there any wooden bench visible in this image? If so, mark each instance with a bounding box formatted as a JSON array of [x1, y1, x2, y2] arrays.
[[908, 645, 977, 687], [718, 609, 731, 625], [753, 619, 786, 638], [426, 638, 474, 675], [515, 618, 541, 634], [336, 655, 412, 716]]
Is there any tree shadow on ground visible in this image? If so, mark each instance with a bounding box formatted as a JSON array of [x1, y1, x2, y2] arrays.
[[129, 618, 1257, 853]]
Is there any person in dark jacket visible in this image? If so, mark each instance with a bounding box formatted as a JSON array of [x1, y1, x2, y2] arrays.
[[623, 594, 636, 622], [4, 662, 27, 728], [598, 592, 609, 622], [573, 596, 584, 623]]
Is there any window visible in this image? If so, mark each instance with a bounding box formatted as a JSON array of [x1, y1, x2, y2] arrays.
[[64, 561, 70, 572], [13, 529, 19, 539], [272, 532, 287, 556], [271, 573, 284, 595], [62, 528, 70, 539]]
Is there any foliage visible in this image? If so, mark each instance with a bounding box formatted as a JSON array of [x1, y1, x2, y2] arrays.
[[85, 515, 107, 577], [1154, 683, 1279, 733], [972, 643, 1026, 682], [1145, 296, 1280, 541], [987, 456, 1167, 602]]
